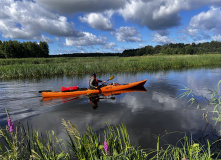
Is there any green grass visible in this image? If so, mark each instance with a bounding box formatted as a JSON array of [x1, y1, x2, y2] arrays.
[[0, 119, 147, 159], [1, 54, 221, 78]]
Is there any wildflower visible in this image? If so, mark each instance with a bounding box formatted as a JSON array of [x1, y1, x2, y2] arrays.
[[8, 118, 14, 132], [5, 109, 14, 132], [182, 158, 186, 160], [104, 140, 109, 155]]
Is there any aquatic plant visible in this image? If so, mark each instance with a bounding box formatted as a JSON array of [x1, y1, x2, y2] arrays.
[[179, 80, 221, 128], [1, 109, 221, 159], [0, 112, 146, 159], [148, 134, 220, 160], [1, 54, 221, 79]]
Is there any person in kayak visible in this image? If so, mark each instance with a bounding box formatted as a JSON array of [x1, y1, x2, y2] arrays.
[[89, 73, 106, 89]]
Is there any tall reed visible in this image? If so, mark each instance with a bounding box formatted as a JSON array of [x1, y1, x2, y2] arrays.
[[1, 112, 221, 159], [1, 54, 221, 79]]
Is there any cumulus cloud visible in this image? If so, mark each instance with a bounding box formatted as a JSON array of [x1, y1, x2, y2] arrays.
[[0, 0, 81, 41], [65, 32, 107, 47], [189, 7, 221, 32], [152, 32, 173, 44], [112, 26, 142, 42], [118, 0, 181, 30], [185, 7, 221, 41], [104, 42, 116, 49], [118, 0, 221, 31], [36, 0, 127, 14], [213, 35, 221, 41], [79, 13, 114, 31]]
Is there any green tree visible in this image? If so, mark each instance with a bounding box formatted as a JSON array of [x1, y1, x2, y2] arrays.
[[185, 45, 195, 55], [154, 45, 162, 54], [39, 41, 49, 57]]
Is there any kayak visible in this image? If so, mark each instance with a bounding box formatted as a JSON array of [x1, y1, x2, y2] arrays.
[[42, 87, 147, 102], [41, 79, 147, 98]]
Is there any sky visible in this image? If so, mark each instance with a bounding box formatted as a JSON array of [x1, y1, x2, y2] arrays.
[[1, 0, 221, 55]]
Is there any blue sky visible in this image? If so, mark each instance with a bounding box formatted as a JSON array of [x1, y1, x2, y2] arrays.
[[1, 0, 221, 55]]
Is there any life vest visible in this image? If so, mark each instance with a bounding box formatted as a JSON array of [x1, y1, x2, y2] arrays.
[[89, 78, 98, 86]]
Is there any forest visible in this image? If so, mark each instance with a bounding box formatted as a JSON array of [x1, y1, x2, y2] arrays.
[[0, 40, 49, 58], [1, 40, 221, 58], [54, 41, 221, 57], [121, 41, 221, 56]]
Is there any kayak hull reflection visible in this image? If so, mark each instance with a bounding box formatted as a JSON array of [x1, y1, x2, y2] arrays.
[[41, 79, 147, 98]]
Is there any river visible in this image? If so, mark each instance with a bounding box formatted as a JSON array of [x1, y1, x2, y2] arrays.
[[1, 68, 221, 149]]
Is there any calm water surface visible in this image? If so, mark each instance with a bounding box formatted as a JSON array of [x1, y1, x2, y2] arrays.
[[1, 68, 221, 149]]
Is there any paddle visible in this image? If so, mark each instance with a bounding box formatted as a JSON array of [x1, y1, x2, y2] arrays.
[[87, 75, 115, 95], [38, 90, 52, 93], [103, 75, 115, 85]]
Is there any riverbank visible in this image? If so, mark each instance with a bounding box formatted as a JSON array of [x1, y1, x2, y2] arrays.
[[1, 54, 221, 79]]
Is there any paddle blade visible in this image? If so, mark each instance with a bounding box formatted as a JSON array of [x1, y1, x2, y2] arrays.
[[110, 97, 115, 100], [38, 90, 52, 93], [109, 75, 114, 80]]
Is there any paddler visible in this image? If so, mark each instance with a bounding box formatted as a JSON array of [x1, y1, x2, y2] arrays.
[[89, 73, 106, 89]]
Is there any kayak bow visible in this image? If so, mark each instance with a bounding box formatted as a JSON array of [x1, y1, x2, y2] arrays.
[[41, 79, 147, 98]]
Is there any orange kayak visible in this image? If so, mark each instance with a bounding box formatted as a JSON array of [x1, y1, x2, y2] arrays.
[[41, 79, 147, 98], [42, 87, 147, 102]]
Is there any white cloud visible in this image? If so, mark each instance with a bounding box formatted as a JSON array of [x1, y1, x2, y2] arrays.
[[40, 35, 53, 43], [104, 42, 116, 49], [118, 0, 221, 31], [185, 7, 221, 41], [0, 0, 80, 40], [112, 26, 142, 42], [189, 7, 221, 31], [139, 44, 145, 48], [118, 0, 181, 30], [213, 34, 221, 41], [79, 13, 114, 31], [65, 32, 107, 46], [152, 32, 173, 44]]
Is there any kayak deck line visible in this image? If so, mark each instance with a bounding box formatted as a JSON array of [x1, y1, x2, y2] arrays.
[[41, 79, 147, 98]]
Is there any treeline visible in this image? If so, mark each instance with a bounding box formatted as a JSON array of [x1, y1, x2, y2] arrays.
[[1, 40, 221, 58], [50, 53, 121, 57], [122, 41, 221, 57], [0, 40, 49, 58]]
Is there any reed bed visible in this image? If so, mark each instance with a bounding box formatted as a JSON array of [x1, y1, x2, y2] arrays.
[[1, 115, 220, 159], [1, 54, 221, 79], [0, 110, 147, 159]]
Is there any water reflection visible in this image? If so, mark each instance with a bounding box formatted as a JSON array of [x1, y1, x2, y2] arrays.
[[1, 68, 221, 150]]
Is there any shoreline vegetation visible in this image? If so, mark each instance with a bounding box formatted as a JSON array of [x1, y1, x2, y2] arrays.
[[0, 112, 219, 160], [1, 54, 221, 79], [0, 111, 220, 159]]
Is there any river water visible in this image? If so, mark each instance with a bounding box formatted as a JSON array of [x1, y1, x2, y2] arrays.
[[1, 68, 221, 150]]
